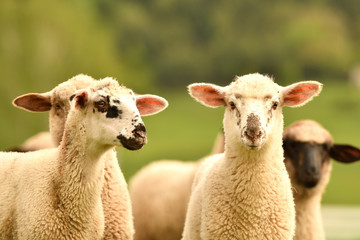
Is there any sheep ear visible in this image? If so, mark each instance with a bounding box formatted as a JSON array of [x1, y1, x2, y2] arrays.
[[329, 144, 360, 163], [136, 94, 168, 116], [12, 92, 52, 112], [281, 81, 322, 107], [73, 90, 89, 110], [188, 83, 226, 108]]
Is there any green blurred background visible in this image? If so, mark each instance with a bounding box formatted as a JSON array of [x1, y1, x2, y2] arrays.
[[1, 0, 360, 205]]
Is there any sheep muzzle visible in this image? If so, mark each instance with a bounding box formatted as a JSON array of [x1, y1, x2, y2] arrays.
[[117, 124, 147, 150]]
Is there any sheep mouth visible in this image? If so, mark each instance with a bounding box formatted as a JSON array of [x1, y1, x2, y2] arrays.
[[299, 179, 319, 188], [117, 124, 147, 150], [241, 137, 264, 150], [298, 174, 321, 188]]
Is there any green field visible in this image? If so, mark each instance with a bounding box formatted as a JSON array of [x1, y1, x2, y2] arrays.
[[322, 205, 360, 240], [1, 80, 360, 204], [119, 81, 360, 205]]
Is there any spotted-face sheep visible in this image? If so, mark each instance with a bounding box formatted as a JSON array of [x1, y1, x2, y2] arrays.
[[2, 78, 167, 239], [283, 120, 360, 240], [129, 132, 223, 240], [182, 73, 322, 239], [12, 74, 168, 239]]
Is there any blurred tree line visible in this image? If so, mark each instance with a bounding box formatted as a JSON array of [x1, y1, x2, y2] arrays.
[[97, 0, 360, 86], [1, 0, 360, 93]]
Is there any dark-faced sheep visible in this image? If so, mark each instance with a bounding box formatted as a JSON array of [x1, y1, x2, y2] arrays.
[[283, 120, 360, 240]]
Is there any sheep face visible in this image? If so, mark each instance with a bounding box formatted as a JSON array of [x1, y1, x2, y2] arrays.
[[72, 86, 145, 150], [71, 79, 168, 151], [223, 79, 281, 150], [284, 139, 331, 189], [188, 73, 322, 151]]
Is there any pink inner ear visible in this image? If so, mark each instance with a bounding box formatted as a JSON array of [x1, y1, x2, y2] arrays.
[[284, 84, 320, 106], [191, 85, 225, 107], [137, 97, 167, 116], [13, 94, 52, 112]]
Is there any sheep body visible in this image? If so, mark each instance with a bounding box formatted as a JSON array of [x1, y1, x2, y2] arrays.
[[0, 95, 110, 239], [283, 120, 360, 240], [12, 74, 146, 239], [14, 75, 135, 239], [284, 120, 331, 240], [0, 148, 105, 239], [129, 132, 223, 240], [130, 160, 197, 240], [4, 78, 168, 239], [182, 73, 322, 239]]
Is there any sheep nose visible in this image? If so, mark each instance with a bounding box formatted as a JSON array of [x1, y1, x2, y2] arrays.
[[245, 128, 262, 140], [245, 113, 262, 142], [304, 166, 318, 176], [133, 124, 146, 139]]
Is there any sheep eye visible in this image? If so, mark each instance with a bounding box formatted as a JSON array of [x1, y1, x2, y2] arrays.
[[96, 100, 106, 107], [229, 102, 236, 110], [272, 102, 278, 110], [55, 104, 61, 110]]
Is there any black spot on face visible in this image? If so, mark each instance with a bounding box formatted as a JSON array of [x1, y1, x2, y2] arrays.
[[69, 94, 75, 101], [106, 105, 123, 119], [113, 100, 120, 104]]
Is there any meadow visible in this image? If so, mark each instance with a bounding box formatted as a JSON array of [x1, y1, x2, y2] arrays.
[[118, 80, 360, 205], [1, 79, 360, 205]]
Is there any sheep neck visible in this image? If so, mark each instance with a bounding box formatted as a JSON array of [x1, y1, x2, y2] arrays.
[[293, 195, 324, 240], [55, 111, 108, 222], [216, 119, 294, 237]]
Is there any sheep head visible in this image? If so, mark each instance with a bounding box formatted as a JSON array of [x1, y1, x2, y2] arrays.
[[188, 73, 322, 151], [13, 74, 168, 150], [283, 120, 360, 196]]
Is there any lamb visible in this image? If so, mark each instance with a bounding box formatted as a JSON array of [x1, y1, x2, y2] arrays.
[[182, 73, 322, 239], [12, 74, 168, 239], [131, 119, 360, 240], [129, 132, 223, 240], [283, 120, 360, 240], [4, 77, 168, 239]]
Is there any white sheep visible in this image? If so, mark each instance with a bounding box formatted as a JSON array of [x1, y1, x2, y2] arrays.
[[182, 73, 322, 239], [283, 120, 360, 240], [12, 74, 168, 239], [2, 78, 167, 239], [129, 132, 223, 240]]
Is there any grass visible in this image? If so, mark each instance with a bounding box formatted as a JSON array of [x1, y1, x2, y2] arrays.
[[1, 80, 360, 204], [322, 205, 360, 240]]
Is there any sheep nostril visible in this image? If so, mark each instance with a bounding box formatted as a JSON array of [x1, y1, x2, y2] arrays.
[[305, 167, 318, 176], [133, 124, 146, 139], [245, 128, 262, 140]]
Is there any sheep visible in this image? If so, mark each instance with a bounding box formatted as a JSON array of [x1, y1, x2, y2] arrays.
[[182, 73, 322, 239], [7, 131, 55, 152], [129, 132, 223, 240], [131, 119, 360, 240], [0, 78, 168, 239], [283, 120, 360, 240], [11, 75, 168, 240]]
